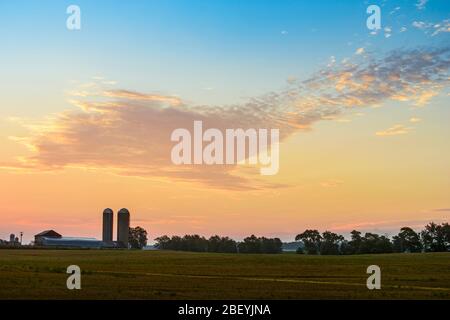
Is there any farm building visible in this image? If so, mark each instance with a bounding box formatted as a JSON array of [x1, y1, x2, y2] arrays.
[[34, 230, 62, 245], [33, 208, 131, 249], [38, 236, 109, 248]]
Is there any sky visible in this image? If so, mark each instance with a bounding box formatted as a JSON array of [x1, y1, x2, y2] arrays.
[[0, 0, 449, 244]]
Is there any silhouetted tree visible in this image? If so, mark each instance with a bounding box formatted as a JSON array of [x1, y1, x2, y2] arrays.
[[295, 229, 395, 255], [260, 237, 283, 254], [443, 223, 450, 248], [155, 234, 237, 253], [182, 234, 208, 252], [237, 235, 282, 254], [238, 235, 261, 253], [339, 240, 354, 255], [359, 232, 392, 254], [421, 222, 450, 252], [320, 231, 344, 255], [128, 226, 148, 249], [295, 230, 322, 254], [154, 235, 170, 250], [392, 227, 422, 253], [348, 230, 363, 254], [208, 235, 237, 253]]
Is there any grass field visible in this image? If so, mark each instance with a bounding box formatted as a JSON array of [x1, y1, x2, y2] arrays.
[[0, 249, 449, 299]]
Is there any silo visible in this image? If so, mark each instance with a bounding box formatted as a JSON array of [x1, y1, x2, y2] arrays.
[[9, 234, 15, 243], [117, 208, 130, 248], [102, 208, 114, 242]]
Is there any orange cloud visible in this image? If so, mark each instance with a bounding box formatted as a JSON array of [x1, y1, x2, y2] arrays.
[[3, 47, 449, 190], [102, 89, 183, 106]]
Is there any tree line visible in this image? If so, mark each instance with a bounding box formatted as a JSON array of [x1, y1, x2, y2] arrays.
[[295, 222, 450, 255], [155, 234, 283, 253], [154, 222, 449, 255]]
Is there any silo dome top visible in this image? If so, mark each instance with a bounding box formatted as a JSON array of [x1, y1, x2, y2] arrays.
[[118, 208, 130, 215], [103, 208, 113, 214]]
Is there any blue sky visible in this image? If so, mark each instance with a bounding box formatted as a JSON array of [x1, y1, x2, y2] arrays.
[[1, 0, 449, 115]]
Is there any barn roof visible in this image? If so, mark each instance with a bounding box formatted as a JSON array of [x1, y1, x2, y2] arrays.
[[34, 230, 62, 238]]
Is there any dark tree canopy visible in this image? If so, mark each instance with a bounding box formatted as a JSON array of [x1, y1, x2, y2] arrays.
[[393, 227, 422, 253], [128, 226, 148, 249], [421, 222, 450, 252], [153, 221, 448, 255], [295, 229, 322, 255], [238, 235, 282, 254], [320, 231, 344, 255], [294, 222, 449, 255], [154, 234, 281, 254]]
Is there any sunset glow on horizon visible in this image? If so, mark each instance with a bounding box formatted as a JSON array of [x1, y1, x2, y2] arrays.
[[1, 0, 449, 244]]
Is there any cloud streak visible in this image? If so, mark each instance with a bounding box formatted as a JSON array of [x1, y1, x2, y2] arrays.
[[376, 124, 412, 137], [416, 0, 428, 11], [3, 46, 450, 189], [412, 19, 450, 36]]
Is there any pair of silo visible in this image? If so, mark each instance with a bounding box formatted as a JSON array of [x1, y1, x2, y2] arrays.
[[102, 208, 130, 247]]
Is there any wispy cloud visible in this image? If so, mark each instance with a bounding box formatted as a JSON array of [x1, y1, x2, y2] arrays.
[[412, 19, 450, 36], [431, 20, 450, 36], [415, 0, 429, 11], [390, 7, 401, 15], [376, 124, 412, 136], [320, 179, 344, 188], [355, 47, 365, 55], [3, 46, 450, 189], [103, 89, 182, 106], [384, 27, 392, 38], [412, 21, 431, 30]]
